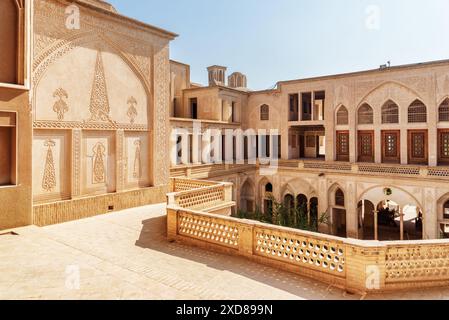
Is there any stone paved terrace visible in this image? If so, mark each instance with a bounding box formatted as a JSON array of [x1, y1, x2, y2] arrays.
[[1, 204, 449, 300]]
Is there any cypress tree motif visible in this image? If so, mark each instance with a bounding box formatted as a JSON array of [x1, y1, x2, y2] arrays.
[[42, 139, 57, 192], [89, 51, 112, 122], [133, 140, 142, 179], [92, 142, 106, 184]]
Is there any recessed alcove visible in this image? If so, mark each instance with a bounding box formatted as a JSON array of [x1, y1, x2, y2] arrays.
[[0, 112, 17, 186]]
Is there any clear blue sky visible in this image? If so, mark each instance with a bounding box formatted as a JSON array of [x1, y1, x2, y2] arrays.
[[108, 0, 449, 90]]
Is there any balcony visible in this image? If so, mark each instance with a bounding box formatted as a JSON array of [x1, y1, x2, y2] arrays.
[[274, 159, 449, 180]]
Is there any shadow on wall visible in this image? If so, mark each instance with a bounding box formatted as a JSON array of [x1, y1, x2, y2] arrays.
[[134, 215, 357, 300]]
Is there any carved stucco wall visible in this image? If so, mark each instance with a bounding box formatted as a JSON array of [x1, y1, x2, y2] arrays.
[[31, 0, 171, 206]]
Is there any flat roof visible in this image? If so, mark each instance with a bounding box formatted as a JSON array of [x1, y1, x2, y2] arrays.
[[251, 58, 449, 94]]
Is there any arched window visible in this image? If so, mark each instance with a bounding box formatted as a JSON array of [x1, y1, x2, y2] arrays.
[[336, 106, 349, 125], [408, 100, 427, 123], [265, 183, 273, 193], [439, 99, 449, 122], [358, 103, 374, 125], [444, 200, 449, 220], [260, 104, 269, 121], [382, 100, 399, 124], [284, 194, 294, 210], [335, 189, 345, 207]]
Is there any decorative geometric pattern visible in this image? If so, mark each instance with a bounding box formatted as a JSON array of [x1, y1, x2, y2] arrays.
[[303, 162, 352, 171], [177, 186, 225, 209], [173, 178, 216, 192], [89, 51, 113, 123], [408, 100, 427, 123], [33, 120, 147, 131], [382, 101, 399, 124], [428, 168, 449, 177], [255, 229, 345, 276], [337, 132, 349, 156], [439, 99, 449, 122], [360, 134, 373, 157], [441, 132, 449, 157], [358, 165, 420, 176], [92, 142, 106, 184], [336, 106, 349, 125], [260, 104, 269, 121], [384, 133, 399, 157], [411, 132, 425, 158], [42, 139, 57, 192], [133, 140, 142, 179], [386, 246, 449, 282], [358, 104, 374, 124], [178, 212, 239, 249]]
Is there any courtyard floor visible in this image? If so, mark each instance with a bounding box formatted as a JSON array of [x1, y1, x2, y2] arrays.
[[1, 204, 448, 300]]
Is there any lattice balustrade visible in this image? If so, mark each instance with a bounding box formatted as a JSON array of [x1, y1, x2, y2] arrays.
[[191, 164, 225, 176], [172, 178, 216, 192], [303, 162, 352, 171], [385, 245, 449, 282], [254, 228, 346, 276], [178, 212, 239, 248], [428, 168, 449, 178], [358, 164, 420, 176], [177, 185, 225, 209]]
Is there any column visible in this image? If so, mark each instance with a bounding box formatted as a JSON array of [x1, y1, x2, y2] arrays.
[[170, 131, 178, 166], [211, 129, 222, 163], [400, 129, 408, 165], [374, 210, 379, 240], [311, 91, 315, 121], [375, 129, 382, 163], [181, 131, 189, 165], [307, 201, 311, 226], [235, 130, 244, 164], [399, 207, 404, 241], [192, 132, 200, 164], [201, 130, 211, 164], [428, 74, 438, 167], [224, 129, 234, 164]]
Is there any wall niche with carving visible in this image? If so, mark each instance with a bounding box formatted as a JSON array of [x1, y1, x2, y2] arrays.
[[32, 130, 71, 203], [81, 131, 116, 196]]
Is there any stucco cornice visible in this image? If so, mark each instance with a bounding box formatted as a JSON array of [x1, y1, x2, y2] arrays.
[[66, 0, 178, 40]]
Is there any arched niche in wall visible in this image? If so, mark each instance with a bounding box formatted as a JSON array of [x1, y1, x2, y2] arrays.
[[32, 34, 153, 199]]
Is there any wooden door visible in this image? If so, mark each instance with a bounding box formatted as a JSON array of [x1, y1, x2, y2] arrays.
[[439, 129, 449, 165], [336, 131, 350, 162], [408, 130, 428, 165], [382, 130, 400, 163], [358, 131, 374, 163]]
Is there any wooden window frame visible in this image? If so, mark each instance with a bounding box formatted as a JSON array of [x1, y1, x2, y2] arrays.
[[381, 130, 401, 164], [357, 130, 375, 163], [438, 129, 449, 165], [407, 129, 428, 165], [336, 131, 350, 162]]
